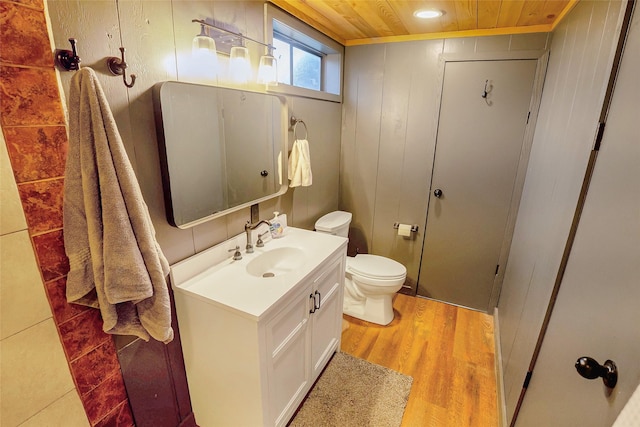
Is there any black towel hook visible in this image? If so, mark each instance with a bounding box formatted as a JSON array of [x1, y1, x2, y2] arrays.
[[482, 79, 493, 106], [107, 47, 136, 88], [55, 38, 81, 71]]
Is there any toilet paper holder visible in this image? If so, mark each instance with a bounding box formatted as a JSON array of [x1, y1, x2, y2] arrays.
[[393, 223, 419, 233]]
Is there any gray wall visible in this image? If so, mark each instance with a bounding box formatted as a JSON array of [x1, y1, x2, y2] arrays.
[[47, 0, 341, 265], [340, 33, 550, 291], [496, 0, 627, 422], [515, 3, 639, 424]]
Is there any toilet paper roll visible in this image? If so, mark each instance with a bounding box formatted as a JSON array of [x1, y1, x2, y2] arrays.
[[397, 224, 412, 237]]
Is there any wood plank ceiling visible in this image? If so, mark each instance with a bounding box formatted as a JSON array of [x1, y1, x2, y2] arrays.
[[268, 0, 578, 46]]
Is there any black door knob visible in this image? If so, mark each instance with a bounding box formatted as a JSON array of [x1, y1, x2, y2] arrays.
[[575, 356, 618, 388], [260, 170, 269, 177], [434, 189, 443, 198]]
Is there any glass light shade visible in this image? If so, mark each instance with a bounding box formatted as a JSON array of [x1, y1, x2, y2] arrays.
[[257, 54, 278, 86], [229, 46, 252, 83], [192, 25, 218, 77], [192, 25, 217, 56]]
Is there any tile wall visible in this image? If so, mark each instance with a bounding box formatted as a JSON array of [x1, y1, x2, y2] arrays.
[[0, 0, 133, 425]]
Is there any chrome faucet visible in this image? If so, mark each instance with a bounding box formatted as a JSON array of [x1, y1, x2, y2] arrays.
[[245, 220, 271, 253]]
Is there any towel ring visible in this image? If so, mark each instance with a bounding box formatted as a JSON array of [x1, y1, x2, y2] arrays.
[[290, 116, 309, 140]]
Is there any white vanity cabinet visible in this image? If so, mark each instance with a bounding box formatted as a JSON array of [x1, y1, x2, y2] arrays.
[[308, 255, 344, 379], [266, 251, 345, 426], [170, 228, 347, 427]]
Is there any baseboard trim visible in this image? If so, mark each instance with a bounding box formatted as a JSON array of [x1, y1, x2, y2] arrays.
[[493, 307, 508, 427]]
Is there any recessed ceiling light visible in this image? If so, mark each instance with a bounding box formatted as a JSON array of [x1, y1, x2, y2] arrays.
[[413, 9, 443, 19]]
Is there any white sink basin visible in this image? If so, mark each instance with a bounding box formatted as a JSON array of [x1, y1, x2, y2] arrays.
[[170, 226, 348, 319], [246, 247, 306, 278]]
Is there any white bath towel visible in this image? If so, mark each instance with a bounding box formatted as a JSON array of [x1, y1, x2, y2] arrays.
[[288, 138, 312, 187], [63, 67, 173, 343]]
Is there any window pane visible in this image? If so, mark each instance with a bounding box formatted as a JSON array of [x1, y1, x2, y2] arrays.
[[273, 38, 291, 85], [292, 47, 321, 91]]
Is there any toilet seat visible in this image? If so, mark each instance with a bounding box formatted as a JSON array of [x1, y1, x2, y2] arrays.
[[347, 255, 406, 281]]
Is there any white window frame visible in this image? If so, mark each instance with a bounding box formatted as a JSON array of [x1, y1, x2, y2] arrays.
[[265, 4, 343, 102], [273, 34, 323, 90]]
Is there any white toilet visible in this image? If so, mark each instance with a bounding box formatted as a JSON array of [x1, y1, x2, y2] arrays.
[[315, 211, 407, 326]]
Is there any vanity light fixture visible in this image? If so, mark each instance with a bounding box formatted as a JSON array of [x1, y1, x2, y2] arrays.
[[413, 9, 444, 19], [192, 19, 276, 86]]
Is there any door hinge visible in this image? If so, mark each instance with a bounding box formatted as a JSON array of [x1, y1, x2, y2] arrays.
[[526, 111, 531, 124], [495, 264, 500, 275], [523, 371, 533, 389], [594, 121, 606, 151]]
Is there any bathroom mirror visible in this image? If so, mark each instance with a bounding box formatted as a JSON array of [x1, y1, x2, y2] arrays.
[[153, 82, 288, 228]]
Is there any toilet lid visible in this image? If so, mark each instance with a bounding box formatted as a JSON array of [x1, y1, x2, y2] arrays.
[[347, 255, 406, 280], [315, 211, 352, 233]]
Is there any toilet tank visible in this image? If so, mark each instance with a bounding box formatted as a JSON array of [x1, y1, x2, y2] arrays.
[[315, 211, 352, 237]]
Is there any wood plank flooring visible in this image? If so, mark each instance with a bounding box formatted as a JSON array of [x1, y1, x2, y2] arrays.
[[340, 294, 498, 427]]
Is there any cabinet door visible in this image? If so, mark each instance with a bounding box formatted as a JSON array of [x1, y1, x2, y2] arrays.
[[310, 256, 345, 380], [266, 289, 311, 427]]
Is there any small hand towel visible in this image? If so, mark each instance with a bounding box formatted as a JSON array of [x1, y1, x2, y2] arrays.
[[288, 138, 313, 187], [64, 67, 173, 343]]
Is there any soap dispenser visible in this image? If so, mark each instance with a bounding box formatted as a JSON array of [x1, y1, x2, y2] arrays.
[[270, 212, 284, 238]]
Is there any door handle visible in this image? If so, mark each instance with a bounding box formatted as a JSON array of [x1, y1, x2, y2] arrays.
[[434, 188, 443, 198], [575, 356, 618, 388]]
